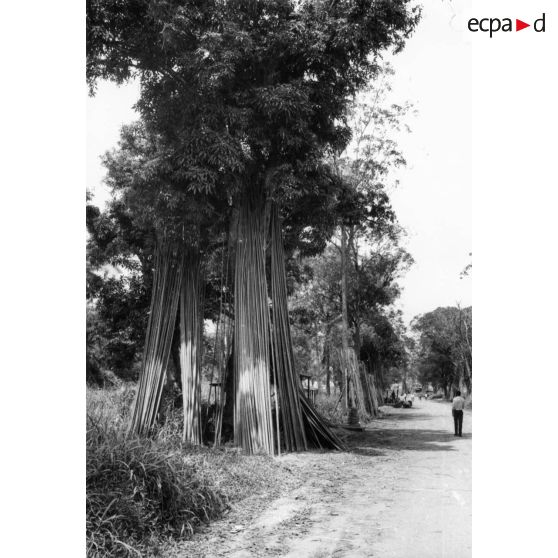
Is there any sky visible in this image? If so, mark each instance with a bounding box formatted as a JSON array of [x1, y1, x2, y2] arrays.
[[385, 0, 472, 324], [86, 0, 472, 326]]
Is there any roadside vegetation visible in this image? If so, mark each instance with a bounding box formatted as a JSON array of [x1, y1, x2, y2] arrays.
[[86, 2, 470, 555], [86, 387, 299, 557]]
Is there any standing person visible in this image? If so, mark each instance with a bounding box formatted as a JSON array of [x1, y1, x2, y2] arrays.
[[452, 390, 465, 436]]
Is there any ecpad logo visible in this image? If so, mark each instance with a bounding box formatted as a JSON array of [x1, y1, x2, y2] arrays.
[[468, 13, 546, 37]]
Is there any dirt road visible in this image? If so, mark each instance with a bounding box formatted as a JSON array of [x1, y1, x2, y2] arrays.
[[180, 400, 471, 558]]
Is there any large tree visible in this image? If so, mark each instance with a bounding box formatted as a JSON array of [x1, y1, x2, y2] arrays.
[[325, 68, 413, 415], [411, 306, 473, 398], [87, 0, 420, 452], [290, 234, 412, 410]]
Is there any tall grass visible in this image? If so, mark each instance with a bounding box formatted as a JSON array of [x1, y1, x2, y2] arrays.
[[87, 386, 294, 557], [313, 392, 346, 424]]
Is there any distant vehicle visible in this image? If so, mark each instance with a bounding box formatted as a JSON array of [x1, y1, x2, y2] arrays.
[[414, 383, 423, 393]]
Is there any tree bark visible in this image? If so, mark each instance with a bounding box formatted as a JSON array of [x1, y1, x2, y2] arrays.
[[353, 321, 361, 363], [402, 365, 408, 394], [340, 225, 350, 412], [325, 343, 331, 396], [179, 248, 203, 445], [463, 358, 472, 396], [269, 203, 307, 452], [129, 241, 183, 436], [170, 318, 182, 393], [221, 348, 235, 441], [233, 187, 275, 455]]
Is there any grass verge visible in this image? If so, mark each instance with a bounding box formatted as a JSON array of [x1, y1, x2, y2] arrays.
[[87, 386, 297, 557]]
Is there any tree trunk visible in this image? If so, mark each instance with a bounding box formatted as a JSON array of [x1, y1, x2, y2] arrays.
[[313, 318, 321, 387], [170, 318, 182, 393], [402, 366, 408, 394], [180, 248, 203, 445], [268, 203, 343, 452], [353, 322, 361, 363], [340, 225, 350, 412], [269, 204, 307, 452], [233, 187, 275, 455], [325, 343, 331, 396], [129, 241, 183, 436], [464, 357, 472, 396], [219, 347, 235, 442]]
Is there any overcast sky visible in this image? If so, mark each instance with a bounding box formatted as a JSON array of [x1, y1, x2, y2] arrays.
[[87, 0, 472, 326], [386, 0, 472, 324]]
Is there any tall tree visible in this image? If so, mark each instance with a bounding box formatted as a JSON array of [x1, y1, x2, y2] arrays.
[[90, 120, 230, 439], [325, 67, 412, 417], [87, 0, 420, 451], [290, 237, 412, 404], [411, 306, 472, 398]]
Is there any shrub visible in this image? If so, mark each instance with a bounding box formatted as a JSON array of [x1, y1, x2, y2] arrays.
[[86, 387, 296, 557], [313, 392, 345, 424], [87, 393, 227, 556]]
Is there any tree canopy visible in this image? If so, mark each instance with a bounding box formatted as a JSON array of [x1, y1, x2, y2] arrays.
[[87, 0, 420, 203], [411, 306, 472, 398], [86, 0, 422, 450]]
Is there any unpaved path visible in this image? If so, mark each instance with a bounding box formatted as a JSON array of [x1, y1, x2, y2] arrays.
[[178, 400, 471, 558]]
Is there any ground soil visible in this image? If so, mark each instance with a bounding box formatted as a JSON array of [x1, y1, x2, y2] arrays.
[[174, 399, 471, 558]]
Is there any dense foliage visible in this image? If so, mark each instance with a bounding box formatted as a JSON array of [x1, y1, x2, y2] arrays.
[[86, 1, 420, 386], [87, 387, 298, 556], [290, 244, 412, 393], [411, 306, 472, 398]]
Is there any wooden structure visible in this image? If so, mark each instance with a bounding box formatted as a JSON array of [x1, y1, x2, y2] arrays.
[[299, 374, 317, 404]]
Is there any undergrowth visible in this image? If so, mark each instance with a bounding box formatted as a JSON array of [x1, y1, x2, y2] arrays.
[[313, 392, 346, 424], [87, 386, 295, 557]]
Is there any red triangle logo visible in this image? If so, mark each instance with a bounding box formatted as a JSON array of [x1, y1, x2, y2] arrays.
[[516, 19, 530, 31]]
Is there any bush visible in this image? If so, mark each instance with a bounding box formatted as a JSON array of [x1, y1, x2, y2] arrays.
[[87, 390, 226, 556], [86, 387, 296, 557], [313, 392, 345, 424]]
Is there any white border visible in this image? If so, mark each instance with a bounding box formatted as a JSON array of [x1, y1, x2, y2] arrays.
[[473, 1, 558, 556], [0, 2, 84, 556]]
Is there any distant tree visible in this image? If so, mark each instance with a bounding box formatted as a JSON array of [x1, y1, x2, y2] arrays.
[[411, 306, 472, 398], [283, 64, 414, 415], [460, 253, 472, 279], [326, 65, 413, 413], [86, 188, 155, 379], [360, 310, 409, 384], [290, 236, 412, 401]]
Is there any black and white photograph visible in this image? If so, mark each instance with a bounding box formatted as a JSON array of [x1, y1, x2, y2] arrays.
[[4, 0, 557, 557], [86, 1, 471, 556]]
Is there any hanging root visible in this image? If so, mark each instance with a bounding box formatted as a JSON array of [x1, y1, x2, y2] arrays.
[[299, 391, 346, 451], [270, 204, 307, 452], [234, 188, 275, 455], [270, 203, 345, 452], [180, 248, 204, 445], [129, 240, 183, 437]]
